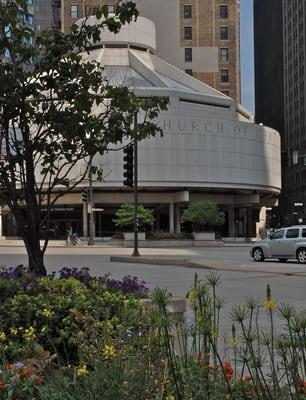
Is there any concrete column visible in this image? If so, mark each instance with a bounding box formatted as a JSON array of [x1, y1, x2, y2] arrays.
[[82, 202, 88, 237], [228, 207, 235, 238], [256, 207, 266, 240], [174, 203, 181, 233], [155, 214, 160, 232], [169, 202, 174, 233]]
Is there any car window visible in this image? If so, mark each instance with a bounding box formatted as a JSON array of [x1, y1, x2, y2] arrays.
[[302, 229, 306, 238], [270, 229, 285, 239], [286, 229, 299, 238]]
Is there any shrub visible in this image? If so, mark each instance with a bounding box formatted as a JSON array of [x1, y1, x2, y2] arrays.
[[181, 201, 225, 232], [0, 267, 149, 363], [113, 203, 154, 231]]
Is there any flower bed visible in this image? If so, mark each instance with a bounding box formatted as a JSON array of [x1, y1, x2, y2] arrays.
[[1, 269, 306, 399], [0, 266, 149, 364]]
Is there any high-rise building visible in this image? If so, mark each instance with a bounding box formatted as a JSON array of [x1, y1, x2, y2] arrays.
[[34, 0, 61, 32], [254, 0, 306, 224], [60, 0, 241, 101]]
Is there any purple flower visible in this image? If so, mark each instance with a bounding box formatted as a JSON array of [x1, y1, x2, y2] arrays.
[[15, 362, 24, 369]]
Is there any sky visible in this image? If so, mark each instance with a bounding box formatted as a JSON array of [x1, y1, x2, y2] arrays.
[[240, 0, 255, 113]]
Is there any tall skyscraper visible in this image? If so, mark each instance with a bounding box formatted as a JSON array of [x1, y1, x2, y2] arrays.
[[254, 0, 306, 224], [60, 0, 241, 101]]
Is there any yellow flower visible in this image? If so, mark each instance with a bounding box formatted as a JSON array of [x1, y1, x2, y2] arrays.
[[10, 327, 18, 336], [231, 337, 239, 347], [41, 308, 53, 319], [23, 326, 36, 342], [264, 298, 277, 312], [106, 321, 113, 330], [102, 344, 116, 360], [76, 364, 88, 378], [188, 289, 198, 303], [0, 331, 6, 341]]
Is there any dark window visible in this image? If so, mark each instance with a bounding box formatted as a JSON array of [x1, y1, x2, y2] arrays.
[[185, 47, 192, 62], [220, 26, 228, 40], [302, 228, 306, 237], [220, 5, 228, 18], [221, 69, 229, 82], [184, 27, 192, 40], [70, 4, 79, 18], [185, 69, 193, 75], [286, 229, 300, 238], [271, 229, 285, 239], [220, 47, 229, 62], [184, 4, 192, 19]]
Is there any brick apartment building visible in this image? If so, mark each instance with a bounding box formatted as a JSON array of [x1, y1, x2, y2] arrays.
[[60, 0, 241, 102]]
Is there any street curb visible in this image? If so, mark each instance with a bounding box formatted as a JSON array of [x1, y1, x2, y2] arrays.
[[109, 256, 304, 276], [110, 256, 235, 271], [110, 256, 188, 267]]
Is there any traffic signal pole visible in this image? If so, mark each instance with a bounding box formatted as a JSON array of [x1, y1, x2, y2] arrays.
[[132, 113, 140, 257], [88, 159, 94, 246]]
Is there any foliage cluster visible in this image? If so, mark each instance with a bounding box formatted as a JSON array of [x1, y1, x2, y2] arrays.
[[0, 266, 148, 364], [0, 0, 167, 274], [181, 201, 225, 232], [113, 203, 155, 230]]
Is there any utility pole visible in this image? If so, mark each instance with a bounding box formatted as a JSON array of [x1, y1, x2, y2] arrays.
[[88, 159, 94, 246], [132, 113, 140, 257]]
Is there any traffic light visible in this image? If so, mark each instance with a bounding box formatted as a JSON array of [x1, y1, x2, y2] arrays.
[[123, 145, 134, 187], [81, 189, 88, 202]]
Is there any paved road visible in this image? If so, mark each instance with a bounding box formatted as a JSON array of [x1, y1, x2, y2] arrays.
[[1, 244, 306, 337], [0, 244, 305, 301]]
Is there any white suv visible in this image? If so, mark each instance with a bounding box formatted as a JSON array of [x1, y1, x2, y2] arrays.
[[251, 225, 306, 263]]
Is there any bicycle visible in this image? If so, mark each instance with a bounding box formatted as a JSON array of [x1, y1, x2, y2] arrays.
[[65, 233, 83, 246]]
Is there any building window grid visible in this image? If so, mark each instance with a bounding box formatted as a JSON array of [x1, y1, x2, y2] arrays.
[[220, 26, 228, 40], [185, 47, 192, 62], [220, 47, 229, 62], [221, 69, 229, 83], [184, 26, 192, 40], [107, 5, 116, 14], [70, 4, 79, 19], [184, 4, 192, 19], [220, 5, 228, 19]]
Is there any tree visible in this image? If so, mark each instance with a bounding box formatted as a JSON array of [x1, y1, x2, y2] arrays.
[[181, 201, 225, 232], [0, 0, 168, 274], [113, 203, 154, 231]]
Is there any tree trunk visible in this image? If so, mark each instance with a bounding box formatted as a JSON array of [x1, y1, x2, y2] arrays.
[[25, 236, 47, 275]]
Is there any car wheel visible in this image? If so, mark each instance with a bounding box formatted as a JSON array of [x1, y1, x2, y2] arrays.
[[297, 248, 306, 264], [278, 258, 288, 262], [252, 247, 264, 262]]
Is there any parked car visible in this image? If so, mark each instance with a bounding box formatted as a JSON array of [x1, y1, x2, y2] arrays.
[[251, 225, 306, 263]]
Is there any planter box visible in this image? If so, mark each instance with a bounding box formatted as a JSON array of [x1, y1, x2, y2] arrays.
[[123, 232, 146, 241], [192, 232, 216, 241]]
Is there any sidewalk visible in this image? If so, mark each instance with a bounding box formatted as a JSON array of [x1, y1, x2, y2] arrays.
[[0, 238, 253, 248], [0, 238, 305, 275]]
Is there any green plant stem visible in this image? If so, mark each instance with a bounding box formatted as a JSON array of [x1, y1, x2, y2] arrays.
[[206, 333, 233, 398], [269, 309, 279, 395], [240, 321, 272, 400]]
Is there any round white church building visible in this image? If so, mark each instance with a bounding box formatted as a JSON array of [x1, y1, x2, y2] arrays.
[[2, 17, 281, 240]]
